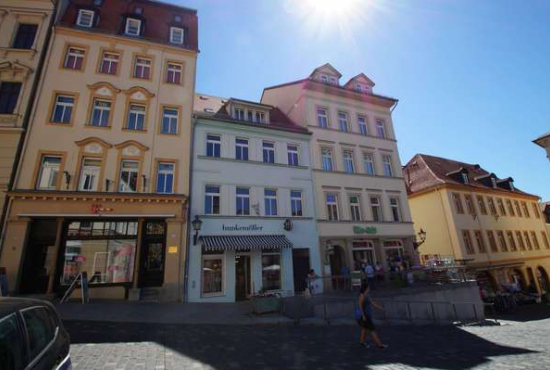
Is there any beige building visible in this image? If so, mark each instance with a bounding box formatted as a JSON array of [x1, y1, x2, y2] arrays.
[[262, 64, 416, 282], [0, 0, 198, 301], [404, 154, 550, 297], [0, 0, 58, 232], [533, 131, 550, 168]]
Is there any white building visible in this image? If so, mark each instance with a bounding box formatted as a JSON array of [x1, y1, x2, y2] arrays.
[[186, 94, 321, 302]]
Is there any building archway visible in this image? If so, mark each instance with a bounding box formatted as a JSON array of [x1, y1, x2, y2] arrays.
[[511, 268, 527, 290], [536, 266, 550, 297], [476, 271, 498, 295], [329, 245, 345, 276]]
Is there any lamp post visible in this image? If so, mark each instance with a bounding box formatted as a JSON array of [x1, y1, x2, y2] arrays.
[[417, 228, 427, 246], [191, 215, 203, 245]]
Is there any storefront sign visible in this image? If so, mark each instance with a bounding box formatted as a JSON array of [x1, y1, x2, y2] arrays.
[[168, 246, 178, 254], [353, 226, 377, 235], [222, 224, 264, 231]]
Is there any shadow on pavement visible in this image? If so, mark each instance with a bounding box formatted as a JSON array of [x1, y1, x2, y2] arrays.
[[64, 320, 536, 370], [494, 303, 550, 322]]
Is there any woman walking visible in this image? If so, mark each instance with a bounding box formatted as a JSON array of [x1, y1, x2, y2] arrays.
[[356, 283, 387, 349]]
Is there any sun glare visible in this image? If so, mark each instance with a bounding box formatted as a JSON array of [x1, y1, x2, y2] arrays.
[[304, 0, 362, 19]]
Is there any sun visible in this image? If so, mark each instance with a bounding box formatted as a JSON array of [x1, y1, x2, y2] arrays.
[[303, 0, 362, 19]]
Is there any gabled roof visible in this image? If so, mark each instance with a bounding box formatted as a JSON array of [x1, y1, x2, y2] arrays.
[[194, 93, 227, 115], [404, 154, 537, 198], [309, 63, 342, 78], [344, 73, 375, 89]]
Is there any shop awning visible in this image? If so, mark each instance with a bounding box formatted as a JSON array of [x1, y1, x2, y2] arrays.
[[199, 235, 293, 251]]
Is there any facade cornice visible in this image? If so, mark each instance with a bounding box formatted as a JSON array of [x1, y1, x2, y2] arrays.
[[407, 183, 540, 201], [8, 190, 188, 203], [194, 115, 311, 138]]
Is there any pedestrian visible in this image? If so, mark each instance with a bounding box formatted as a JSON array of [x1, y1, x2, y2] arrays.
[[307, 269, 318, 294], [355, 283, 387, 349], [375, 262, 384, 282], [365, 264, 375, 290]]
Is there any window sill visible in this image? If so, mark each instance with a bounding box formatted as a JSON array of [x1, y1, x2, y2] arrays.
[[0, 114, 18, 125], [308, 125, 396, 142], [198, 155, 309, 169], [313, 168, 403, 179], [122, 128, 147, 133], [85, 124, 111, 129]]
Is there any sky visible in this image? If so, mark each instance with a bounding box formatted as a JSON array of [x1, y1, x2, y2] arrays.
[[171, 0, 550, 201]]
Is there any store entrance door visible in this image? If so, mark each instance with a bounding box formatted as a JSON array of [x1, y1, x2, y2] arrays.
[[235, 255, 251, 301], [139, 221, 166, 288], [292, 249, 310, 292]]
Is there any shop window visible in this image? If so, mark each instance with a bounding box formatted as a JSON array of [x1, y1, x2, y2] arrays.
[[235, 138, 248, 161], [363, 152, 375, 175], [13, 23, 38, 49], [236, 187, 250, 216], [118, 160, 139, 192], [78, 157, 101, 191], [0, 313, 25, 370], [358, 116, 368, 135], [326, 193, 339, 221], [63, 46, 86, 70], [0, 82, 22, 114], [166, 62, 182, 84], [349, 195, 362, 221], [205, 185, 220, 215], [291, 190, 303, 217], [262, 250, 281, 291], [22, 307, 55, 360], [352, 240, 375, 270], [370, 196, 382, 222], [202, 254, 223, 296], [51, 94, 75, 124], [161, 107, 178, 134], [133, 57, 151, 79], [264, 189, 278, 216], [321, 147, 333, 171], [317, 107, 328, 128], [262, 141, 275, 164], [36, 155, 61, 190], [126, 103, 146, 131], [287, 144, 299, 166], [99, 52, 119, 75], [156, 162, 175, 194], [89, 99, 111, 127], [383, 240, 404, 268], [206, 134, 221, 157]]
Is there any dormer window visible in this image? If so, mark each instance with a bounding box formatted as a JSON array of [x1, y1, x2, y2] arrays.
[[125, 18, 141, 36], [354, 83, 371, 93], [461, 172, 469, 184], [491, 178, 497, 188], [256, 112, 265, 123], [170, 27, 184, 44], [509, 182, 515, 191], [329, 76, 337, 85], [321, 75, 328, 83], [234, 107, 245, 120], [76, 9, 94, 28], [232, 105, 267, 123]]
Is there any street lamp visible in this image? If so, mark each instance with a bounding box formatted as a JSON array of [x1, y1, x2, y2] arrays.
[[191, 215, 203, 245], [414, 228, 427, 250]]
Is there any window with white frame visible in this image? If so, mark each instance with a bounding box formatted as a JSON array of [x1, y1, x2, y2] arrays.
[[118, 160, 139, 192], [51, 94, 74, 123], [287, 144, 299, 166], [166, 62, 182, 84], [125, 18, 141, 36], [161, 107, 178, 134], [255, 111, 265, 123], [370, 196, 382, 222], [156, 162, 175, 194], [99, 52, 119, 75], [321, 148, 333, 171], [382, 155, 393, 177], [204, 185, 220, 215], [376, 120, 386, 139], [363, 152, 375, 175], [358, 116, 368, 135], [170, 27, 184, 44], [233, 107, 245, 121], [349, 195, 362, 221], [78, 158, 101, 191], [291, 190, 303, 217], [320, 74, 329, 83], [63, 47, 85, 70], [343, 150, 354, 173], [89, 99, 111, 127], [36, 155, 61, 190], [326, 193, 339, 221], [247, 110, 254, 122], [338, 112, 349, 132], [202, 253, 223, 296], [262, 250, 281, 290], [317, 107, 328, 128], [235, 138, 248, 160], [390, 197, 401, 222], [329, 76, 338, 85], [461, 172, 469, 184], [262, 141, 275, 164], [264, 189, 278, 216], [77, 9, 94, 28], [236, 187, 250, 216], [133, 57, 151, 79], [206, 135, 221, 157], [126, 104, 146, 131]]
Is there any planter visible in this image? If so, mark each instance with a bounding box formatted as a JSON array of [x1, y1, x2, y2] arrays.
[[250, 296, 281, 314]]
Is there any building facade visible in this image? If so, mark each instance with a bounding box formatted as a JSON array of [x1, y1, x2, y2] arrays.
[[533, 131, 550, 168], [0, 0, 198, 301], [0, 0, 58, 233], [404, 154, 550, 297], [261, 64, 416, 284], [187, 95, 321, 302]]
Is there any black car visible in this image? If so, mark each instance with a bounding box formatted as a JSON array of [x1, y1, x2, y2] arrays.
[[0, 298, 71, 370]]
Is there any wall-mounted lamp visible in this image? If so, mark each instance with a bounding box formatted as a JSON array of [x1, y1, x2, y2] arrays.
[[283, 219, 293, 231], [413, 228, 427, 250], [191, 215, 203, 245], [63, 171, 71, 189]]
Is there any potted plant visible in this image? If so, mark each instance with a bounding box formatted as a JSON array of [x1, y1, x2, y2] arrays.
[[249, 288, 281, 314]]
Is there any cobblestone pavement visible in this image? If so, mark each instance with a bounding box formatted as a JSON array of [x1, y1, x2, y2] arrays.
[[65, 307, 550, 370]]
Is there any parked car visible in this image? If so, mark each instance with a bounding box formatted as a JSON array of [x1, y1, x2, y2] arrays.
[[0, 298, 71, 370]]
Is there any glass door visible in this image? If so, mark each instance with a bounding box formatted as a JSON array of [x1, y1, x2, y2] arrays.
[[139, 221, 166, 288]]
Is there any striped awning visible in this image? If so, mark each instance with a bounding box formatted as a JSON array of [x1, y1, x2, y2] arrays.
[[199, 235, 293, 251]]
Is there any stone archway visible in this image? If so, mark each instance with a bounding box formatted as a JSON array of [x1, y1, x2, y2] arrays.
[[511, 268, 527, 290], [476, 271, 498, 294], [536, 266, 550, 296]]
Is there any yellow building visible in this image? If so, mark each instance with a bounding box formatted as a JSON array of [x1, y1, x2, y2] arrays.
[[0, 0, 57, 232], [0, 0, 198, 301], [404, 154, 550, 296]]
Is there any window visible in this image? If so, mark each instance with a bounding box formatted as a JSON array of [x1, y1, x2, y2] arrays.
[[264, 189, 278, 216], [464, 194, 476, 215], [326, 193, 339, 221], [78, 158, 101, 191], [0, 82, 21, 114], [263, 142, 275, 164], [13, 23, 38, 49], [497, 231, 508, 252], [390, 197, 402, 222], [160, 107, 178, 134], [126, 104, 146, 130], [358, 116, 368, 135], [462, 230, 475, 254], [51, 94, 74, 124], [291, 190, 303, 217], [255, 111, 265, 123], [497, 199, 506, 216], [541, 231, 550, 249], [486, 231, 498, 253], [452, 193, 465, 214], [236, 187, 250, 215], [166, 62, 182, 84], [76, 9, 94, 27], [133, 57, 151, 79], [507, 231, 516, 251], [235, 138, 249, 160], [515, 231, 526, 251], [521, 202, 530, 218], [514, 200, 522, 217], [461, 173, 469, 184], [170, 27, 184, 44], [523, 231, 532, 250], [531, 231, 540, 250], [370, 196, 382, 222], [125, 18, 141, 36], [329, 76, 338, 85], [474, 231, 486, 253], [89, 99, 111, 127], [382, 155, 393, 177], [363, 152, 375, 175], [63, 46, 86, 70], [477, 196, 488, 215], [533, 203, 541, 219], [206, 135, 221, 157], [317, 107, 328, 128], [321, 148, 333, 171], [22, 307, 55, 360], [506, 199, 515, 216], [338, 112, 349, 132], [262, 250, 281, 290], [234, 107, 245, 120], [246, 110, 254, 122], [0, 313, 25, 370], [352, 240, 376, 269], [487, 197, 497, 215], [287, 145, 299, 166], [205, 186, 220, 214], [202, 254, 223, 296], [376, 120, 386, 138], [349, 195, 362, 221], [320, 74, 328, 83], [99, 52, 119, 74], [156, 162, 174, 194], [343, 150, 354, 173], [36, 155, 61, 190], [118, 160, 139, 192]]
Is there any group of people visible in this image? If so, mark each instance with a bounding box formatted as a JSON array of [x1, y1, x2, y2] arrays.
[[356, 261, 384, 288]]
